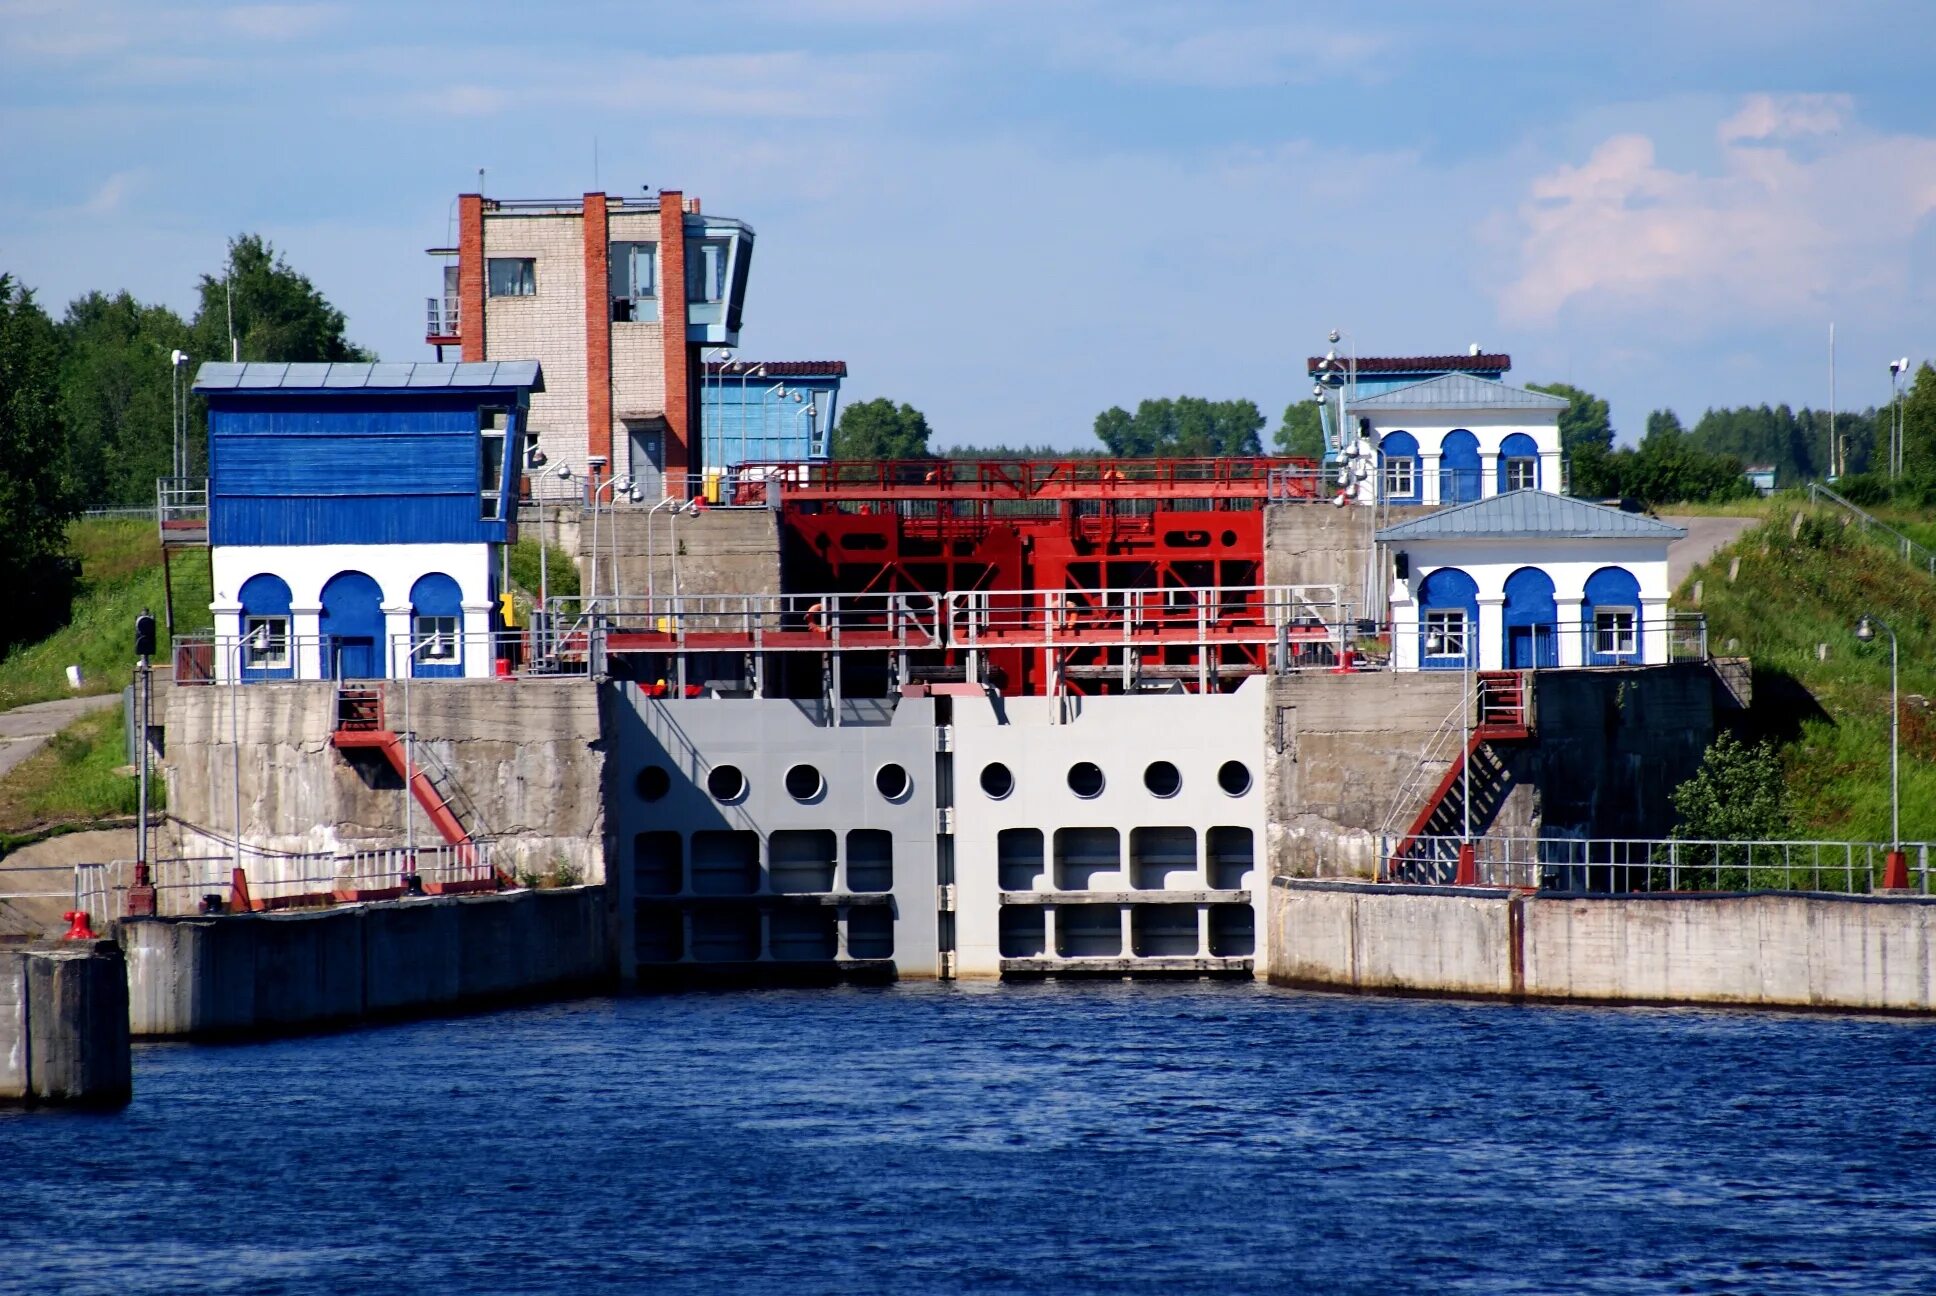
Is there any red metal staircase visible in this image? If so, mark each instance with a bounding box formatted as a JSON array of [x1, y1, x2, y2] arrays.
[[329, 686, 474, 849], [1388, 672, 1533, 881]]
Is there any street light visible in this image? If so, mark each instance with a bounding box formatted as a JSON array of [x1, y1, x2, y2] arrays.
[[530, 456, 572, 654], [588, 472, 639, 611], [399, 625, 454, 885], [228, 622, 271, 883], [1889, 359, 1911, 477], [1854, 614, 1904, 886]]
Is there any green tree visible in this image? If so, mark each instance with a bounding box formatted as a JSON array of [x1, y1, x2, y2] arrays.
[[58, 291, 192, 505], [1901, 362, 1936, 486], [1527, 381, 1613, 458], [0, 274, 78, 654], [1623, 414, 1754, 506], [1093, 397, 1264, 457], [832, 398, 933, 459], [1671, 732, 1790, 840], [1275, 399, 1325, 458], [191, 234, 371, 365]]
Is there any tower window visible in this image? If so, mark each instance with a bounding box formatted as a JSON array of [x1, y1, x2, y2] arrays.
[[487, 258, 536, 297]]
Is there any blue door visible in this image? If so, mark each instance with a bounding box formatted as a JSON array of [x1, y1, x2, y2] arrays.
[[1439, 429, 1481, 504], [1502, 567, 1558, 669], [320, 570, 385, 679]]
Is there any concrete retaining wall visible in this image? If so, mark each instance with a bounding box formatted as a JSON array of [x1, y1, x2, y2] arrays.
[[0, 941, 132, 1106], [123, 886, 610, 1038], [1269, 877, 1936, 1013]]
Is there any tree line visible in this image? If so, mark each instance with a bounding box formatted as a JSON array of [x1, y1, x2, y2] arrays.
[[0, 236, 367, 654]]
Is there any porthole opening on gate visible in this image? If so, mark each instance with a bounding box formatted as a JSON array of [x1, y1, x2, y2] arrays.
[[1143, 760, 1181, 798], [980, 762, 1014, 800], [785, 763, 824, 802], [1217, 759, 1252, 797], [636, 765, 671, 802], [876, 762, 912, 802], [1068, 761, 1105, 799], [707, 764, 747, 802]]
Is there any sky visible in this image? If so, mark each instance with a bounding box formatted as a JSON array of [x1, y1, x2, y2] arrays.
[[4, 0, 1935, 449]]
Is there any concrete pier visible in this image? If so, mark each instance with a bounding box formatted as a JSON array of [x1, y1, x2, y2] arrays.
[[0, 941, 132, 1107], [123, 886, 610, 1038], [1270, 877, 1936, 1013]]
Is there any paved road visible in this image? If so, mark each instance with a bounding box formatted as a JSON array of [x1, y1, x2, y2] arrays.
[[0, 693, 122, 782], [1663, 515, 1760, 590]]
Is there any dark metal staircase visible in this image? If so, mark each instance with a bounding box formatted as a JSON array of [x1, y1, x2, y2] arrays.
[[1387, 672, 1533, 883], [329, 686, 477, 850]]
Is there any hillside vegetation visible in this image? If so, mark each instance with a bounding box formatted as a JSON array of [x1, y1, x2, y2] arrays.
[[1682, 510, 1936, 841]]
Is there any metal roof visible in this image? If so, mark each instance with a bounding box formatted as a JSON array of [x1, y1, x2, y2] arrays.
[[192, 360, 544, 393], [1376, 491, 1686, 542], [704, 360, 848, 378], [1348, 373, 1568, 412]]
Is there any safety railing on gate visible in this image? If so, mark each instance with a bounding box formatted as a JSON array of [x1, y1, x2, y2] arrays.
[[87, 842, 503, 919], [1383, 834, 1930, 895], [942, 585, 1353, 652], [545, 591, 948, 653]]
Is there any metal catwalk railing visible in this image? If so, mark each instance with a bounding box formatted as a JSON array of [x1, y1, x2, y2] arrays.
[[1382, 834, 1931, 895], [75, 842, 500, 921]]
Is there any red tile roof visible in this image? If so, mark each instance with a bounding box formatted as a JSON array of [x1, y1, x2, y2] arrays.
[[1306, 354, 1511, 375], [705, 360, 847, 378]]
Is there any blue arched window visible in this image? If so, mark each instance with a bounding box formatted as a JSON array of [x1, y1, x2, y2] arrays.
[[409, 572, 465, 678], [1417, 567, 1478, 670], [1439, 429, 1480, 504], [1498, 432, 1541, 494], [320, 571, 384, 679], [1501, 567, 1558, 669], [237, 573, 293, 680], [1380, 430, 1419, 503], [1584, 566, 1642, 665]]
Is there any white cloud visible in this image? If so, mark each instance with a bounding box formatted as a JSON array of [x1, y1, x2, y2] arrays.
[[1497, 95, 1936, 327], [221, 4, 343, 40], [79, 168, 142, 214]]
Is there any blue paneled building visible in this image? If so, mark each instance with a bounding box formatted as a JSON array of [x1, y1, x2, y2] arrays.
[[700, 360, 845, 469], [193, 361, 543, 681]]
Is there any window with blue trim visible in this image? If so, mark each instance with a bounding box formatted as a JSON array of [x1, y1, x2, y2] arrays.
[[1583, 565, 1643, 664], [410, 572, 465, 677]]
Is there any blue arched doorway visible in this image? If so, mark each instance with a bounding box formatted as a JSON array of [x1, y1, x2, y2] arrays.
[[409, 572, 464, 678], [1439, 429, 1480, 504], [1497, 432, 1541, 493], [1501, 566, 1558, 668], [320, 570, 384, 679], [1584, 566, 1642, 665], [237, 573, 293, 681], [1417, 567, 1478, 670]]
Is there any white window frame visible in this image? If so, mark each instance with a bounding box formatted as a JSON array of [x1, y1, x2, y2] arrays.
[[610, 241, 659, 321], [1384, 456, 1416, 498], [243, 616, 289, 669], [487, 257, 537, 297], [687, 239, 729, 304], [1424, 609, 1468, 660], [479, 407, 508, 520], [1594, 607, 1637, 656], [414, 615, 460, 661], [1506, 457, 1538, 491]]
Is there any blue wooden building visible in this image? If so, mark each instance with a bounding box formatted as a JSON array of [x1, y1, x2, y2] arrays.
[[192, 360, 543, 681]]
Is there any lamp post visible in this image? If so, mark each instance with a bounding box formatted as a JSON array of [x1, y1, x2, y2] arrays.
[[399, 626, 455, 886], [588, 473, 641, 612], [530, 457, 572, 655], [1889, 359, 1910, 477], [229, 623, 270, 885], [1854, 614, 1905, 887], [669, 496, 701, 601]]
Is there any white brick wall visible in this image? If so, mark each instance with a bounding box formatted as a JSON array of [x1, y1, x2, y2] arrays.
[[482, 213, 589, 483]]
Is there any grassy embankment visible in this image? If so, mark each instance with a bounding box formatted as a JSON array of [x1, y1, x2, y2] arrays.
[[1681, 509, 1936, 842], [0, 705, 142, 849]]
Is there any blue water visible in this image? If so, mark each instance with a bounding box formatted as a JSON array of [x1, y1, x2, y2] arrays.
[[4, 984, 1936, 1294]]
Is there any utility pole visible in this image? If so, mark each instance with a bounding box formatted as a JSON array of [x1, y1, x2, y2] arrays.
[[129, 610, 158, 917]]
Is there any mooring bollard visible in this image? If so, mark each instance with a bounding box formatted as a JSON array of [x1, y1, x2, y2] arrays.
[[1454, 843, 1478, 888], [62, 910, 97, 941], [1883, 850, 1910, 892]]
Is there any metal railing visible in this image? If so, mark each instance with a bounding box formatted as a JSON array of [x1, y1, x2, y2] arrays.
[[1807, 482, 1936, 575], [78, 843, 500, 920], [171, 630, 585, 683], [944, 584, 1351, 652], [1383, 833, 1930, 895], [543, 591, 948, 651], [157, 477, 208, 541]]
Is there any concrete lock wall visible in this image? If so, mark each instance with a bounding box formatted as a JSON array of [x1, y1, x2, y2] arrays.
[[1269, 878, 1936, 1013], [162, 678, 605, 880], [122, 886, 610, 1038], [586, 506, 782, 607], [0, 942, 132, 1107]]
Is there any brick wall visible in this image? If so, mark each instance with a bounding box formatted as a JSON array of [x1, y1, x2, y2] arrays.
[[581, 193, 612, 482], [482, 211, 589, 481], [659, 191, 691, 494], [607, 210, 668, 486], [458, 195, 484, 364]]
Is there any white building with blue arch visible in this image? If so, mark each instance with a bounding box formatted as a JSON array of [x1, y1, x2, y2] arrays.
[[194, 360, 543, 682], [1345, 373, 1569, 506], [1377, 492, 1684, 672]]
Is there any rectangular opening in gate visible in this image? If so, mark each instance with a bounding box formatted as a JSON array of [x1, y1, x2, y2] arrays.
[[769, 829, 836, 893], [845, 829, 893, 893], [689, 906, 760, 961], [690, 830, 760, 895], [633, 831, 682, 896], [1208, 903, 1254, 957], [634, 905, 683, 963], [998, 906, 1046, 958], [1131, 903, 1200, 957], [1056, 906, 1122, 957], [769, 908, 837, 961], [998, 827, 1045, 892], [1130, 826, 1196, 890], [847, 905, 894, 959], [1207, 826, 1254, 891], [1053, 827, 1121, 891]]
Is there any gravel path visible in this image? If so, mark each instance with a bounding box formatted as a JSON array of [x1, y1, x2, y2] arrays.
[[0, 693, 122, 782]]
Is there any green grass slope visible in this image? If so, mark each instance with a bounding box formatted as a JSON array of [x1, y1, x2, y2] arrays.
[[0, 518, 212, 710], [1683, 511, 1936, 841]]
